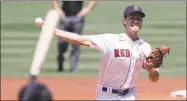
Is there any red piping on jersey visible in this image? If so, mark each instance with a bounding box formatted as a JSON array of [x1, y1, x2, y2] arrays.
[[120, 44, 134, 89]]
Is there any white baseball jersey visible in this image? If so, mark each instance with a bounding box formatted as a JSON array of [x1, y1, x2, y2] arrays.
[[89, 33, 157, 90]]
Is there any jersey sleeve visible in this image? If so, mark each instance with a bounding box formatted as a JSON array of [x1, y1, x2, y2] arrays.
[[141, 42, 152, 57], [88, 33, 112, 53]]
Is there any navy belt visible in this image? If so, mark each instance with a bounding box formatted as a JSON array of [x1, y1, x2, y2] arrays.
[[102, 87, 129, 95]]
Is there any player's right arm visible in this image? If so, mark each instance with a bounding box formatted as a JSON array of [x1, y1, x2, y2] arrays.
[[37, 22, 106, 51], [52, 0, 64, 17], [55, 29, 92, 47]]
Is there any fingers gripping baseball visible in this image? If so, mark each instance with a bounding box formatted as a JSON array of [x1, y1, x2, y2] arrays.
[[143, 45, 170, 69], [35, 17, 44, 28]]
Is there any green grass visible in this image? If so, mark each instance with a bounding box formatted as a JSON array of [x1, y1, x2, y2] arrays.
[[1, 1, 186, 77]]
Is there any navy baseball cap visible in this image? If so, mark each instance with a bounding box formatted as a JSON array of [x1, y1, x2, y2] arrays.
[[124, 5, 145, 18]]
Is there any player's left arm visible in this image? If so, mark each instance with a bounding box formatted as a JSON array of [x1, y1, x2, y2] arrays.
[[143, 54, 160, 83], [141, 42, 160, 82], [143, 45, 170, 83], [77, 0, 97, 17]]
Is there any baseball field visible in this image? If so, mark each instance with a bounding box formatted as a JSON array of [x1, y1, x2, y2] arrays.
[[1, 1, 186, 100]]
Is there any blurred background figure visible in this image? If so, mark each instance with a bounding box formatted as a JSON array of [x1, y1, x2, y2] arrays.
[[18, 82, 53, 101], [52, 0, 97, 73]]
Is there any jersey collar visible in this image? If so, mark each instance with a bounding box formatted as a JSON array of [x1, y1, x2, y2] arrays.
[[119, 33, 144, 45]]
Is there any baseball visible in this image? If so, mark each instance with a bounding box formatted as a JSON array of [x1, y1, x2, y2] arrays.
[[35, 17, 44, 27]]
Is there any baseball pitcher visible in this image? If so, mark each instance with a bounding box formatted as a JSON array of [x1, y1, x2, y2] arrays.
[[36, 5, 170, 100]]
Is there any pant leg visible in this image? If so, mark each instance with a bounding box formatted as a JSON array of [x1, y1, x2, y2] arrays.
[[57, 17, 71, 71], [57, 38, 69, 71], [69, 16, 85, 72]]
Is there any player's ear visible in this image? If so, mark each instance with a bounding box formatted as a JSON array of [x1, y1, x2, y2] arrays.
[[122, 18, 127, 26]]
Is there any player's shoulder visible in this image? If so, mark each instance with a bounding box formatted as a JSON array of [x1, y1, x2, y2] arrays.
[[139, 40, 152, 57], [141, 41, 151, 49], [137, 39, 151, 51], [98, 33, 119, 39], [102, 33, 118, 36], [88, 33, 119, 43]]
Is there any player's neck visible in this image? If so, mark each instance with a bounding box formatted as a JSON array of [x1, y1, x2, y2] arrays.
[[125, 30, 139, 41]]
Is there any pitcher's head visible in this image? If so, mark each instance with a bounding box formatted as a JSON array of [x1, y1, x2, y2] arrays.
[[123, 5, 145, 33]]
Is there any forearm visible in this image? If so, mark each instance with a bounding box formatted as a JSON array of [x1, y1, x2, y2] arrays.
[[146, 68, 159, 82], [55, 29, 91, 47], [143, 59, 160, 82]]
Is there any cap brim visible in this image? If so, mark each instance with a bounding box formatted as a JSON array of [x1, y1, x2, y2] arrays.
[[139, 12, 145, 17]]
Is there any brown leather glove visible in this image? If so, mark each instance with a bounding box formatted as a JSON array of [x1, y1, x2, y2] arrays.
[[143, 45, 170, 69]]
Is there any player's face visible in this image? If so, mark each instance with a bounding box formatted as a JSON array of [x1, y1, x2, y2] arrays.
[[123, 12, 143, 33]]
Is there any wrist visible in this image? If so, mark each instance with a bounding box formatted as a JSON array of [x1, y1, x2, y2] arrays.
[[54, 29, 60, 36], [143, 59, 152, 70]]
